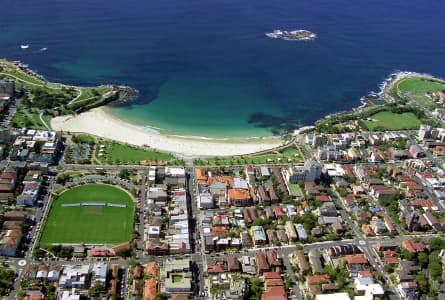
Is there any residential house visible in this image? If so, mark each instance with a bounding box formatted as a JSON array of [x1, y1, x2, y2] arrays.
[[293, 250, 309, 274], [401, 240, 425, 255], [0, 229, 22, 256], [255, 251, 270, 274], [251, 226, 267, 246], [227, 189, 251, 206], [308, 249, 323, 274]]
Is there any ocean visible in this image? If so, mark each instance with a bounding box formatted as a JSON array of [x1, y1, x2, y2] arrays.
[[1, 0, 445, 138]]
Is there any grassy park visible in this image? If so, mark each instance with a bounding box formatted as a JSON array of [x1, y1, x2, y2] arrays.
[[0, 69, 45, 86], [0, 59, 120, 130], [394, 77, 445, 109], [194, 145, 302, 166], [96, 140, 177, 165], [39, 184, 134, 246], [11, 109, 49, 130], [363, 111, 421, 131]]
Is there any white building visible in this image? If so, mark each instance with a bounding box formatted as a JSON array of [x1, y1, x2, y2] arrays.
[[59, 264, 90, 289], [315, 293, 351, 300], [91, 262, 108, 288], [354, 277, 385, 300], [284, 160, 322, 183], [198, 193, 214, 209]]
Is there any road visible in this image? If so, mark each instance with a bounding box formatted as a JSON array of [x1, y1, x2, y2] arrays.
[[136, 171, 147, 253], [186, 167, 207, 299], [331, 186, 401, 299]]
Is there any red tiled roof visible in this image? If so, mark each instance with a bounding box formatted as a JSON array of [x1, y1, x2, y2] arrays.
[[144, 262, 158, 277], [23, 295, 43, 300], [24, 182, 39, 189], [345, 254, 368, 265], [195, 168, 207, 183], [0, 172, 16, 179], [384, 216, 396, 232], [143, 279, 157, 300], [133, 265, 142, 278], [145, 241, 168, 250], [112, 242, 130, 254], [341, 166, 354, 177], [410, 200, 433, 208], [211, 226, 229, 237], [315, 195, 331, 202], [263, 272, 281, 279], [90, 248, 113, 257], [306, 274, 331, 285], [274, 207, 285, 217], [228, 188, 250, 200], [405, 282, 418, 287], [362, 224, 374, 236], [383, 249, 397, 257], [264, 278, 284, 289], [207, 264, 225, 274], [109, 279, 117, 295], [208, 176, 233, 186], [358, 270, 373, 278], [261, 286, 287, 300], [384, 257, 399, 265], [402, 240, 426, 254]]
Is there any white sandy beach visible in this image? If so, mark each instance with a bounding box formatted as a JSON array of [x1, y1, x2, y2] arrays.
[[50, 108, 283, 157]]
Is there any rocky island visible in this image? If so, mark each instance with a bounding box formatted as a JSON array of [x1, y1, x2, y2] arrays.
[[265, 29, 317, 41]]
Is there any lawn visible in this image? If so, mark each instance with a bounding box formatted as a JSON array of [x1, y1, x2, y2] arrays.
[[96, 140, 174, 164], [71, 86, 113, 104], [288, 184, 304, 197], [172, 275, 184, 283], [397, 77, 445, 94], [1, 70, 45, 85], [73, 134, 95, 144], [39, 184, 134, 246], [11, 109, 49, 130], [195, 145, 302, 166], [395, 77, 445, 109], [363, 111, 421, 131]]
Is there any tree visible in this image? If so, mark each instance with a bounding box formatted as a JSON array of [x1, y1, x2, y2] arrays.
[[88, 282, 103, 297], [383, 264, 394, 273], [248, 278, 264, 300], [116, 247, 132, 257], [0, 267, 14, 296], [400, 248, 413, 261], [415, 272, 428, 294], [429, 237, 445, 252], [293, 212, 317, 231], [252, 218, 266, 227], [417, 252, 429, 268], [119, 169, 130, 180], [428, 251, 442, 280], [43, 282, 56, 300]]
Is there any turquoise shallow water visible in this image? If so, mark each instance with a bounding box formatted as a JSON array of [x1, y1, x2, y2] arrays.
[[1, 0, 445, 137], [107, 73, 285, 138]]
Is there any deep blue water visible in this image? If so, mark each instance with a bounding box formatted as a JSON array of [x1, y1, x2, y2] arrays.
[[1, 0, 445, 137]]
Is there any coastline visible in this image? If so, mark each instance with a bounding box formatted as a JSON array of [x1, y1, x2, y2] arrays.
[[7, 57, 445, 157], [50, 108, 283, 158]]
